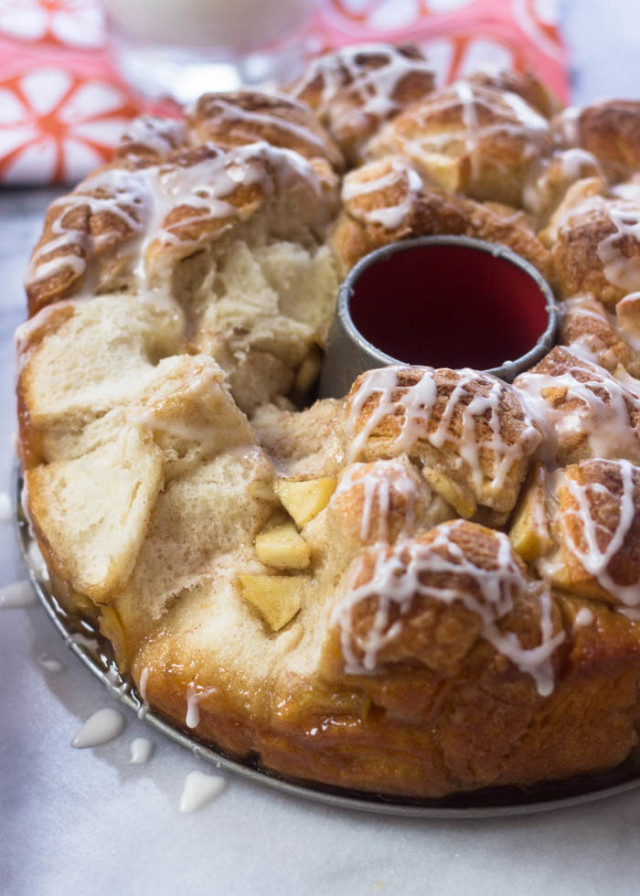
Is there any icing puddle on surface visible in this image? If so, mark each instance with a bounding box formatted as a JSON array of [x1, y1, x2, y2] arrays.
[[0, 580, 36, 607], [7, 576, 230, 814], [38, 654, 64, 673], [130, 737, 154, 765], [72, 708, 126, 748], [0, 491, 12, 522], [179, 771, 227, 814]]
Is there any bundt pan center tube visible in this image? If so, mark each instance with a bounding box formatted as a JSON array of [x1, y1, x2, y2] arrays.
[[319, 236, 558, 399]]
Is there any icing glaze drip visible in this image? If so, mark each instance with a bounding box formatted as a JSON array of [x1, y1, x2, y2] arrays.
[[516, 353, 640, 462], [574, 607, 595, 627], [0, 580, 36, 607], [558, 296, 627, 368], [120, 115, 187, 157], [598, 203, 640, 292], [342, 160, 422, 230], [130, 737, 154, 764], [346, 366, 541, 495], [0, 492, 11, 522], [185, 684, 217, 729], [196, 95, 330, 155], [293, 44, 434, 121], [179, 771, 227, 813], [335, 460, 418, 543], [38, 655, 64, 672], [26, 140, 331, 293], [398, 80, 548, 170], [333, 521, 563, 695], [557, 459, 640, 605], [71, 708, 126, 748], [27, 167, 154, 287]]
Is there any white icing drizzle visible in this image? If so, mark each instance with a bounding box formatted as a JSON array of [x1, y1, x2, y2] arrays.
[[346, 366, 541, 496], [26, 167, 154, 288], [556, 459, 640, 605], [130, 359, 223, 444], [515, 351, 640, 462], [456, 81, 481, 178], [26, 141, 330, 294], [130, 737, 154, 764], [559, 296, 623, 367], [104, 662, 128, 696], [551, 191, 640, 293], [620, 607, 640, 621], [574, 607, 595, 627], [152, 141, 325, 249], [26, 539, 50, 583], [332, 521, 563, 695], [139, 666, 149, 701], [558, 147, 598, 181], [0, 580, 36, 608], [120, 115, 187, 157], [397, 81, 548, 175], [342, 160, 422, 230], [335, 460, 418, 543], [71, 708, 126, 748], [524, 149, 598, 216], [599, 206, 640, 292], [617, 292, 640, 351], [196, 95, 329, 155], [185, 684, 217, 729], [556, 105, 581, 146], [293, 44, 433, 121], [179, 770, 226, 813]]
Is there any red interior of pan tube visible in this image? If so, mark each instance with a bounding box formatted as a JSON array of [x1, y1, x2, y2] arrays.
[[348, 244, 550, 370]]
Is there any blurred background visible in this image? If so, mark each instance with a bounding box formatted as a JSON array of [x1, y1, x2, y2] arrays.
[[0, 0, 633, 187]]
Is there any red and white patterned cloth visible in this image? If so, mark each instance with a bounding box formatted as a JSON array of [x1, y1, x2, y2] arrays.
[[0, 0, 568, 185]]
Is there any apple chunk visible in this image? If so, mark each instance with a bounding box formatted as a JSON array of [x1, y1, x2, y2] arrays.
[[238, 574, 303, 631], [255, 522, 310, 570], [275, 477, 337, 528], [509, 464, 552, 562]]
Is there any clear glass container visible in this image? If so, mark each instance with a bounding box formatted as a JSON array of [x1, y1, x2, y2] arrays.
[[107, 0, 317, 103]]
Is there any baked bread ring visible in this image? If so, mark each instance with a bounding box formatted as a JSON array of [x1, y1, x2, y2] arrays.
[[17, 47, 640, 799]]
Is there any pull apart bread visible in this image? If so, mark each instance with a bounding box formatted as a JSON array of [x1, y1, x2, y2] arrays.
[[17, 44, 640, 799]]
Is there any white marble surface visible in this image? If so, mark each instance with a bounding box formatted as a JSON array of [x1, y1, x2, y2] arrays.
[[5, 7, 640, 894]]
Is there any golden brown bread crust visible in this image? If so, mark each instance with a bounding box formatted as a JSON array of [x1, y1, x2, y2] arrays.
[[188, 90, 344, 171], [365, 81, 552, 206], [331, 156, 553, 280], [468, 70, 562, 120], [25, 141, 339, 317], [132, 522, 640, 798], [512, 458, 640, 605], [514, 346, 640, 466], [546, 179, 640, 305], [345, 366, 543, 520], [26, 161, 148, 314], [20, 48, 640, 800], [287, 43, 435, 165], [555, 101, 640, 180], [116, 115, 188, 164], [558, 295, 638, 374]]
